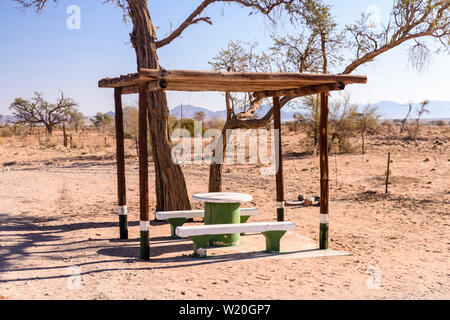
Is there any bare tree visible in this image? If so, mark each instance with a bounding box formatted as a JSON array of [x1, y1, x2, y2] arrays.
[[206, 0, 449, 190], [123, 105, 139, 156], [400, 103, 413, 133], [344, 0, 449, 74], [356, 105, 380, 154], [407, 100, 430, 140], [328, 93, 358, 153], [10, 91, 78, 135], [293, 94, 321, 156], [68, 110, 84, 133], [16, 0, 297, 211], [193, 111, 206, 122]]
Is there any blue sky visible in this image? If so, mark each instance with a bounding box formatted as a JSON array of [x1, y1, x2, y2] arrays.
[[0, 0, 449, 115]]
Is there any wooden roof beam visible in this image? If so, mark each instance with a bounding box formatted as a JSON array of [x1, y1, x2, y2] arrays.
[[252, 82, 346, 99], [120, 80, 167, 95]]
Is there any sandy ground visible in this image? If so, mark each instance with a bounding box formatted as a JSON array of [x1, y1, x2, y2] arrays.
[[0, 126, 449, 300]]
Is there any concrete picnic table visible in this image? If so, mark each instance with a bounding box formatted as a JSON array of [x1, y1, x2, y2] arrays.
[[192, 192, 252, 246]]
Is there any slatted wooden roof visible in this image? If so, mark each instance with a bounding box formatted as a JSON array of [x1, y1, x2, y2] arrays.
[[98, 68, 367, 96]]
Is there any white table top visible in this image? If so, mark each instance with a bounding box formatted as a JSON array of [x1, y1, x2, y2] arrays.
[[192, 192, 252, 203]]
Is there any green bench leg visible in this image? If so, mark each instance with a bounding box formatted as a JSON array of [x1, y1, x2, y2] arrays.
[[240, 215, 250, 223], [262, 230, 287, 253], [240, 215, 250, 235], [167, 218, 187, 238], [119, 214, 128, 239], [189, 235, 212, 258], [319, 222, 329, 249]]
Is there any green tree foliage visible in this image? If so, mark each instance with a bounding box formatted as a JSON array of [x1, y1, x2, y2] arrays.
[[293, 94, 321, 155], [68, 110, 85, 133], [328, 93, 358, 153], [193, 111, 205, 122], [93, 112, 113, 128], [123, 106, 138, 140]]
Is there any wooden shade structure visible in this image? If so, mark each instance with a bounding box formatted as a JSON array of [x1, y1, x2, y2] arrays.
[[99, 68, 366, 94], [99, 68, 367, 259]]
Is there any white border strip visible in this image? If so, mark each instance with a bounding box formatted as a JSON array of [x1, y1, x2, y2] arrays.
[[277, 201, 285, 208], [320, 214, 329, 224], [140, 220, 149, 231], [118, 206, 128, 216]]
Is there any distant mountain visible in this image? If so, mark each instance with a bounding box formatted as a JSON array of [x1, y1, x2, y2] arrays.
[[1, 100, 448, 125], [169, 105, 225, 120], [371, 100, 450, 120], [0, 115, 17, 125], [169, 100, 450, 121], [169, 104, 296, 121]]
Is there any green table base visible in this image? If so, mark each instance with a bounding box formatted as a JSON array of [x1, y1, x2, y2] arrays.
[[204, 202, 240, 246]]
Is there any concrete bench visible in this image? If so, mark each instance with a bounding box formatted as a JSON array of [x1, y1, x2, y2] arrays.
[[156, 208, 259, 237], [176, 221, 296, 257]]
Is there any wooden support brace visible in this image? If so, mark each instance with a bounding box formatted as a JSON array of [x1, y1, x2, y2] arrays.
[[138, 84, 150, 260], [319, 92, 329, 249], [273, 96, 284, 222], [114, 87, 128, 240]]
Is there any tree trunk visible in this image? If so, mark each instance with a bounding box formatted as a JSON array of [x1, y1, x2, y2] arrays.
[[46, 124, 53, 135], [63, 123, 67, 147], [128, 0, 191, 211], [361, 131, 365, 154], [208, 91, 233, 193], [209, 163, 224, 192], [208, 126, 228, 192]]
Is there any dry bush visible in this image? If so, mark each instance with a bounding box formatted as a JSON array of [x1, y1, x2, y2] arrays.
[[380, 120, 394, 134], [0, 126, 15, 138], [21, 135, 39, 147], [284, 121, 299, 132], [329, 93, 358, 153], [204, 117, 226, 130]]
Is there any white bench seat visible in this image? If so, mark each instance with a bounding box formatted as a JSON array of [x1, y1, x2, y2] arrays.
[[176, 221, 296, 257], [176, 221, 295, 237], [156, 208, 258, 220], [156, 208, 259, 237]]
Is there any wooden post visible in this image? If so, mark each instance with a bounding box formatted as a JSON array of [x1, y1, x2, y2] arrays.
[[63, 123, 67, 148], [319, 92, 329, 249], [138, 84, 150, 260], [385, 152, 391, 194], [114, 88, 128, 239], [273, 96, 284, 222]]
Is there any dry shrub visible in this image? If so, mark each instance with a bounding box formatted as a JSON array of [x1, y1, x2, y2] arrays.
[[406, 123, 420, 141], [104, 138, 112, 148], [0, 126, 15, 138], [380, 120, 394, 134], [70, 138, 80, 149], [284, 121, 298, 132], [45, 136, 58, 147], [21, 135, 39, 147], [204, 117, 226, 130]]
